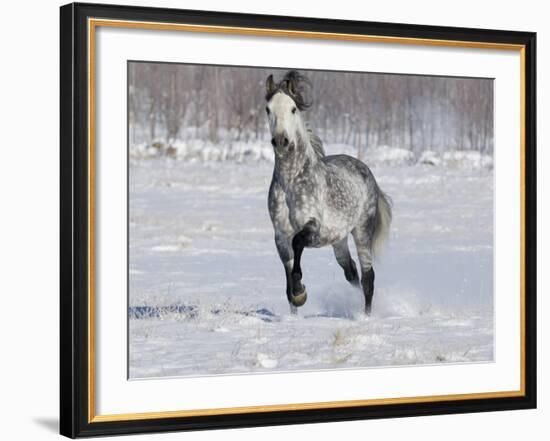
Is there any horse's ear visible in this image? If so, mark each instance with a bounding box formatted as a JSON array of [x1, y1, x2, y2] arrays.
[[266, 75, 276, 95], [286, 79, 295, 97]]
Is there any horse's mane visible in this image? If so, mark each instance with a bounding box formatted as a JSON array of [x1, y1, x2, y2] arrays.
[[306, 127, 326, 159], [265, 70, 312, 111]]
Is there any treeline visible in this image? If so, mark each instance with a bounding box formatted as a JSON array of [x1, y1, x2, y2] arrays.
[[128, 62, 493, 156]]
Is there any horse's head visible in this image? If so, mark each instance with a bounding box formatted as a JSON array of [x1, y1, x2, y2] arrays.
[[265, 71, 312, 157]]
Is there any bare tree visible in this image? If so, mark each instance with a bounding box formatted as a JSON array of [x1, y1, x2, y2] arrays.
[[128, 62, 494, 155]]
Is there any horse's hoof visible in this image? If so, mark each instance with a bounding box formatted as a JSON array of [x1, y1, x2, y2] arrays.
[[290, 289, 307, 307]]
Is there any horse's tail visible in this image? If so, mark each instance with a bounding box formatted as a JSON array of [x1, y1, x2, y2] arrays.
[[373, 187, 392, 258]]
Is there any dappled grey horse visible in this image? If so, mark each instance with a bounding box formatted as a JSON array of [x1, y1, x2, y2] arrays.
[[266, 71, 392, 315]]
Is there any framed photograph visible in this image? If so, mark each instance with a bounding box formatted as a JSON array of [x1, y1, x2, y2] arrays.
[[60, 2, 537, 438]]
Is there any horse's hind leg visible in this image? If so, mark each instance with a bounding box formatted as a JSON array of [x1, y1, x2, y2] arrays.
[[332, 237, 360, 286], [352, 220, 376, 315]]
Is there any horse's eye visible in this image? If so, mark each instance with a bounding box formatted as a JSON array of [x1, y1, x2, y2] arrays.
[[292, 107, 297, 114], [266, 106, 270, 115]]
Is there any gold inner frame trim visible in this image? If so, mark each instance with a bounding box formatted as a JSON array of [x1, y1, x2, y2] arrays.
[[91, 390, 524, 423], [87, 17, 527, 423], [91, 18, 525, 50]]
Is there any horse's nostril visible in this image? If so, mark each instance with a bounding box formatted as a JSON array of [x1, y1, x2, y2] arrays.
[[272, 136, 290, 148]]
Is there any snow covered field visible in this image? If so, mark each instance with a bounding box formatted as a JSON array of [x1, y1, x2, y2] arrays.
[[128, 149, 494, 379]]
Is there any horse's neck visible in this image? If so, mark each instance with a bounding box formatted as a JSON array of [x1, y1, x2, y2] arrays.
[[274, 128, 320, 188]]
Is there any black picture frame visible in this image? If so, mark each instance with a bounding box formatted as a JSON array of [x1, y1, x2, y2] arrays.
[[60, 2, 537, 438]]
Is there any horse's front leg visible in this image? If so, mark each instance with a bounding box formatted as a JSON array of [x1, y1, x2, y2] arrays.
[[274, 233, 298, 314], [290, 219, 321, 307]]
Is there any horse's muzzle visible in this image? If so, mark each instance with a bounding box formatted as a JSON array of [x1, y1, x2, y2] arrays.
[[271, 134, 290, 149]]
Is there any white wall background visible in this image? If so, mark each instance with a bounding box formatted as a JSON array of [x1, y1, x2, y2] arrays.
[[0, 0, 546, 439]]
